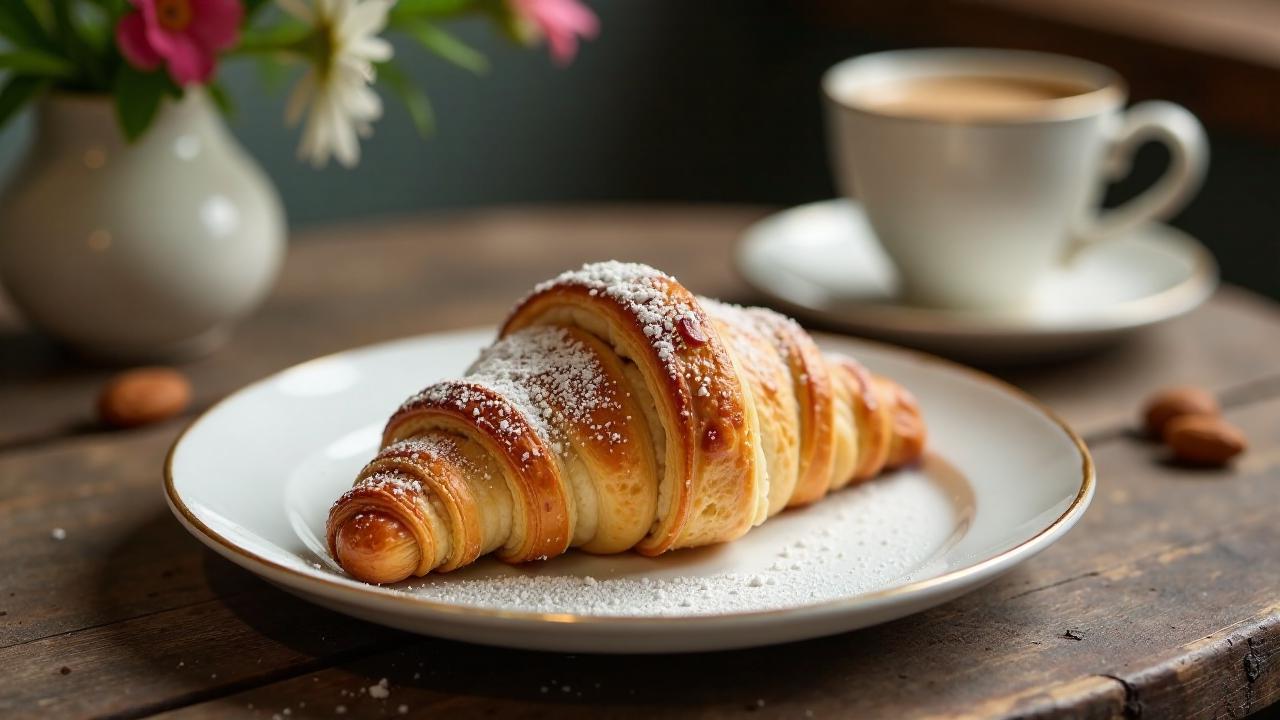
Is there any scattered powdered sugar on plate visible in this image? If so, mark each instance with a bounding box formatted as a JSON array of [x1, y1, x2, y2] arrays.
[[387, 470, 961, 617]]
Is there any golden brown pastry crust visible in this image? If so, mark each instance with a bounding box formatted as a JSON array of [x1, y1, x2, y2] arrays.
[[326, 262, 928, 584], [830, 354, 894, 484], [384, 381, 572, 563], [883, 381, 927, 471], [743, 307, 838, 508], [700, 299, 800, 519], [502, 264, 765, 554]]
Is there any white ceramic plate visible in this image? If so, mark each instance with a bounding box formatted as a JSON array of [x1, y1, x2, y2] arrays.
[[166, 328, 1094, 653], [737, 199, 1217, 361]]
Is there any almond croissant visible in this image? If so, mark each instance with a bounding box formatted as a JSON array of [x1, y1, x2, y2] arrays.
[[327, 262, 926, 583]]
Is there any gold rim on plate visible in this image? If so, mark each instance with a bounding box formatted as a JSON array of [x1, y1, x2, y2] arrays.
[[164, 330, 1095, 626]]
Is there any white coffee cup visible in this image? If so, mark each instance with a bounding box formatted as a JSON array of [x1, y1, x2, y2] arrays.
[[823, 48, 1208, 310]]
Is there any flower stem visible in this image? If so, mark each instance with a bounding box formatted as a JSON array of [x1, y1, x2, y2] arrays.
[[50, 0, 106, 90], [232, 22, 315, 58]]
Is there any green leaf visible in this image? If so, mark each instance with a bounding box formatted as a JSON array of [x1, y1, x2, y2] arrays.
[[0, 1, 54, 51], [236, 21, 311, 54], [253, 55, 293, 93], [50, 0, 105, 87], [207, 81, 235, 118], [404, 22, 488, 74], [390, 0, 476, 22], [244, 0, 275, 19], [479, 0, 528, 44], [82, 0, 128, 18], [376, 61, 433, 138], [0, 75, 48, 132], [69, 1, 114, 55], [113, 65, 175, 141], [0, 49, 76, 78]]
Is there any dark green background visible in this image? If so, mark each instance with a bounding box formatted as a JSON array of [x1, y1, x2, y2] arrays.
[[2, 1, 1276, 297]]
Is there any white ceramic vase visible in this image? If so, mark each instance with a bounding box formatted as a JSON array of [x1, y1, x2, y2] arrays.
[[0, 90, 285, 361]]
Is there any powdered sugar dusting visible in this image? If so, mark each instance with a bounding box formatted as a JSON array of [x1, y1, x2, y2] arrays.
[[533, 261, 701, 378], [467, 327, 624, 450], [397, 327, 625, 463], [336, 469, 422, 508], [383, 435, 468, 466], [341, 436, 473, 503], [407, 381, 542, 464], [390, 435, 479, 474], [700, 298, 784, 394], [390, 470, 963, 616]]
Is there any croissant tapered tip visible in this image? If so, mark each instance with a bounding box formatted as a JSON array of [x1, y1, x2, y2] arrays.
[[334, 511, 420, 584], [885, 386, 927, 470]]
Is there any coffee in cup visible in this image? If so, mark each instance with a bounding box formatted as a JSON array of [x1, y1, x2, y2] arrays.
[[851, 75, 1096, 122], [823, 49, 1208, 310]]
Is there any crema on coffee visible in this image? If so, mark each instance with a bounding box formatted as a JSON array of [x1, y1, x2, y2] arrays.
[[844, 75, 1098, 121]]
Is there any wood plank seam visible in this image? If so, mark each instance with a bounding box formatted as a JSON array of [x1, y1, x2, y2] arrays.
[[1097, 673, 1142, 718], [1003, 571, 1102, 601], [1000, 505, 1275, 604], [937, 606, 1280, 719], [133, 527, 1279, 718], [0, 591, 254, 652], [0, 401, 218, 455], [1114, 604, 1280, 719], [12, 416, 1244, 657], [4, 389, 1273, 714], [4, 220, 1280, 719], [101, 640, 416, 720], [1073, 371, 1280, 448], [7, 362, 1280, 459], [921, 674, 1127, 719], [1219, 375, 1280, 409]]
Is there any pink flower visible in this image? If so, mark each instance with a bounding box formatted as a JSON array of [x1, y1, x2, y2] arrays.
[[510, 0, 598, 66], [116, 0, 242, 86]]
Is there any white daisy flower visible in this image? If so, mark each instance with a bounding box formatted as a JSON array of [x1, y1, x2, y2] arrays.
[[279, 0, 394, 168]]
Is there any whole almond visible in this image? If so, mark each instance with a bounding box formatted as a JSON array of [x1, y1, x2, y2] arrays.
[[98, 367, 192, 428], [1142, 386, 1220, 437], [1163, 414, 1247, 466]]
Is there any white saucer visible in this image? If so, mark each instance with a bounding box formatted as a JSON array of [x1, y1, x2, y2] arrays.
[[736, 199, 1217, 361], [166, 328, 1093, 653]]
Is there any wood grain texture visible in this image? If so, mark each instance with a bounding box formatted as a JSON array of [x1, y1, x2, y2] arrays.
[[1120, 606, 1280, 719], [1, 207, 1278, 719], [4, 207, 1280, 449], [0, 428, 233, 648], [0, 206, 761, 450], [142, 395, 1280, 720], [0, 369, 1276, 719], [977, 0, 1280, 70]]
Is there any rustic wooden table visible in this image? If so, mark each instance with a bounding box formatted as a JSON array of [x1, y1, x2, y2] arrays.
[[2, 206, 1278, 719]]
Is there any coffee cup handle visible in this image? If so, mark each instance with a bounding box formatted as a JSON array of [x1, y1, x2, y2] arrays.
[[1065, 101, 1209, 262]]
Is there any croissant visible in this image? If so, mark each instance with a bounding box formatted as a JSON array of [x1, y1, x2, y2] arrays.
[[327, 262, 926, 584]]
